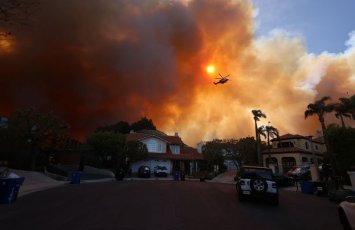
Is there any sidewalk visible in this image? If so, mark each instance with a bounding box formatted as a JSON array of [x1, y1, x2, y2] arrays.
[[2, 169, 115, 197], [11, 169, 67, 197]]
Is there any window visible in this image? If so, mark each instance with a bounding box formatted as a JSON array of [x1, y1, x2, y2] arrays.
[[277, 142, 294, 148], [315, 145, 318, 150], [146, 139, 162, 153], [305, 142, 309, 149], [170, 145, 180, 154]]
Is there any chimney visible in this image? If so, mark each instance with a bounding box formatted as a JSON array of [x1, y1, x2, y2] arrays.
[[174, 132, 179, 137]]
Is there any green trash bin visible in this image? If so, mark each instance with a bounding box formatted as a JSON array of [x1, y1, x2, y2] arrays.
[[0, 177, 25, 204]]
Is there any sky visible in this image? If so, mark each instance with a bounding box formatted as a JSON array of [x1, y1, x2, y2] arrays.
[[0, 0, 354, 146], [253, 0, 355, 54]]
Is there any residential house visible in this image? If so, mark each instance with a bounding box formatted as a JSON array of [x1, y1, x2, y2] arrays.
[[262, 134, 326, 174], [127, 130, 204, 175]]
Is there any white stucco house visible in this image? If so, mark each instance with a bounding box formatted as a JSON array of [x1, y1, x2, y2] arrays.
[[127, 130, 204, 175], [262, 133, 327, 174]]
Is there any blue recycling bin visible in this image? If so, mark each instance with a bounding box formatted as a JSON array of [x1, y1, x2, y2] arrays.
[[70, 171, 82, 184], [300, 180, 315, 194], [0, 177, 25, 204], [173, 171, 180, 181]]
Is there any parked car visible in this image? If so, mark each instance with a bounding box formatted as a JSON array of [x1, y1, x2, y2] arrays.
[[138, 166, 150, 178], [273, 173, 295, 187], [339, 196, 355, 230], [289, 164, 311, 180], [154, 166, 168, 177], [235, 166, 279, 205]]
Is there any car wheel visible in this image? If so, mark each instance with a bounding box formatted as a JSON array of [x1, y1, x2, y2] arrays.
[[339, 208, 351, 230], [250, 178, 267, 193]]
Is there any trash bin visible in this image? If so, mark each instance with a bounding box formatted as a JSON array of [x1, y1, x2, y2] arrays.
[[173, 171, 180, 181], [300, 180, 315, 194], [180, 171, 185, 181], [0, 177, 25, 204], [71, 171, 82, 184]]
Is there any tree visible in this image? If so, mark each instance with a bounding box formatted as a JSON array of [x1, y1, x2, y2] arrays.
[[202, 139, 225, 172], [237, 137, 258, 165], [327, 125, 355, 172], [333, 101, 352, 128], [305, 96, 335, 175], [223, 137, 258, 168], [258, 125, 279, 166], [124, 140, 148, 170], [305, 96, 334, 136], [86, 132, 148, 170], [131, 117, 156, 131], [95, 117, 157, 134], [251, 109, 267, 166], [338, 94, 355, 120], [87, 131, 126, 168], [2, 108, 69, 170], [202, 138, 258, 172]]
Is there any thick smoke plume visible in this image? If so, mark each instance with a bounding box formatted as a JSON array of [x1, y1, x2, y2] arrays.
[[0, 0, 354, 145]]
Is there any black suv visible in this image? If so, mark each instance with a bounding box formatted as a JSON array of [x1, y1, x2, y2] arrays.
[[235, 166, 279, 205]]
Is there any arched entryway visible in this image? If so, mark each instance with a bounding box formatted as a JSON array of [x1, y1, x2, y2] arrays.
[[282, 157, 296, 174], [266, 157, 279, 174]]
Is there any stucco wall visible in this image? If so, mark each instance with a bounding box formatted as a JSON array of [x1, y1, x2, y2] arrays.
[[263, 153, 323, 174]]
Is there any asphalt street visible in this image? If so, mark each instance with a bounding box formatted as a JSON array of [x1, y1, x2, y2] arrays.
[[0, 180, 343, 230]]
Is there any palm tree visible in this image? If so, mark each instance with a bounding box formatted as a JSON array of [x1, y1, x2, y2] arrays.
[[305, 96, 336, 176], [333, 101, 352, 128], [304, 96, 334, 136], [350, 94, 355, 119], [251, 110, 266, 166], [258, 125, 279, 167], [339, 94, 355, 120]]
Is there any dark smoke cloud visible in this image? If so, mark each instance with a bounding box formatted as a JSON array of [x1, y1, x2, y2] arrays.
[[0, 0, 354, 145]]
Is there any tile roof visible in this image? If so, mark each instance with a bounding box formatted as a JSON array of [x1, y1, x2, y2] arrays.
[[126, 131, 184, 145], [312, 136, 325, 144], [126, 130, 203, 160], [272, 133, 325, 144], [272, 133, 306, 141]]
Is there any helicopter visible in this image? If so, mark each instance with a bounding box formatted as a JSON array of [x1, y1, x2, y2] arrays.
[[213, 73, 230, 85]]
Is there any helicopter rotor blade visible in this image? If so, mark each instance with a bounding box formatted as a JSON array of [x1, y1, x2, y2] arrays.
[[219, 73, 223, 77]]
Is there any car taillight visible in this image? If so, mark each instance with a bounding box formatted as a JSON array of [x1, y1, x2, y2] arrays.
[[272, 182, 277, 188]]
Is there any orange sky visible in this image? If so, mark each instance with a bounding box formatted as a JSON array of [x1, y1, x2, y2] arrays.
[[0, 0, 354, 146]]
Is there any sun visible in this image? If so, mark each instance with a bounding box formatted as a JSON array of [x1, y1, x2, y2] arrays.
[[206, 65, 215, 74]]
